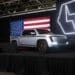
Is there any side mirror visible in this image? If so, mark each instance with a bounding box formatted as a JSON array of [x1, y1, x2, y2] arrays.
[[30, 32, 36, 35]]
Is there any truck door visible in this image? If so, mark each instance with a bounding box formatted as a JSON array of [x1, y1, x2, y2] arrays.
[[19, 30, 36, 46]]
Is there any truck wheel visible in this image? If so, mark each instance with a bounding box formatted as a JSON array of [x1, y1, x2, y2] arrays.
[[37, 40, 48, 53]]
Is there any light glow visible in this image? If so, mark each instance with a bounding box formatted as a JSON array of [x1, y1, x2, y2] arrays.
[[24, 19, 50, 25], [57, 0, 75, 35], [66, 41, 69, 45], [24, 24, 50, 29], [65, 5, 75, 30], [52, 42, 58, 45]]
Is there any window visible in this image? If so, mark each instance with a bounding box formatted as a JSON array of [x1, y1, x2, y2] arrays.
[[22, 30, 36, 35], [37, 29, 50, 34]]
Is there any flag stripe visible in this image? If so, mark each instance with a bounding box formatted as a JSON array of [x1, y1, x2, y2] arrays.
[[24, 24, 50, 29], [24, 22, 50, 26], [24, 16, 50, 21], [24, 19, 50, 25]]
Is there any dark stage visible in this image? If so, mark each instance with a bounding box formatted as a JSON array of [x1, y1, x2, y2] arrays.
[[0, 46, 75, 75]]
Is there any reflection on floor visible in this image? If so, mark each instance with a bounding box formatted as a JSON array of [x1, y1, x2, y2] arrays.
[[0, 72, 16, 75]]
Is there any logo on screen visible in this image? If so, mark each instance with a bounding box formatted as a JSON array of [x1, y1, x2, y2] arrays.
[[57, 0, 75, 35]]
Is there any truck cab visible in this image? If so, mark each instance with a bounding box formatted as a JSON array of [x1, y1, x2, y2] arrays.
[[10, 29, 69, 52]]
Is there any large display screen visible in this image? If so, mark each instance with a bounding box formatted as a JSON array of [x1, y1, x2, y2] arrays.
[[10, 16, 50, 36]]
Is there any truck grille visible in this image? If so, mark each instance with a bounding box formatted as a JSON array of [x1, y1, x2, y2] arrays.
[[50, 36, 67, 44]]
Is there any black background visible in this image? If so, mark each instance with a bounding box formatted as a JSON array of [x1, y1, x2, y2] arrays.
[[0, 0, 73, 42]]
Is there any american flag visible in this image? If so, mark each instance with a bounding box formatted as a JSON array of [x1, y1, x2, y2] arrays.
[[24, 16, 50, 30]]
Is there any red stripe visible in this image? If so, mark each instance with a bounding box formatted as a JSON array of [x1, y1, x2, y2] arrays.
[[24, 22, 50, 26], [24, 16, 50, 21]]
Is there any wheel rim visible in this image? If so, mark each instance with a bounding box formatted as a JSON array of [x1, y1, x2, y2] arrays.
[[38, 41, 47, 52]]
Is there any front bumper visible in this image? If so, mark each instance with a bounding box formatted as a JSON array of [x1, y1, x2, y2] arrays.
[[49, 41, 69, 50]]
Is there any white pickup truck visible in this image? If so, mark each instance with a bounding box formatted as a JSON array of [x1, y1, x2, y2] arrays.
[[10, 29, 69, 52]]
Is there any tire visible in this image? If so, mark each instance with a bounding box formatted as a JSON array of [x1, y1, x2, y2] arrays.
[[37, 40, 48, 53]]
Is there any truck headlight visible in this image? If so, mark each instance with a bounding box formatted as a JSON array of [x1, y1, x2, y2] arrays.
[[66, 42, 69, 45], [52, 42, 58, 45]]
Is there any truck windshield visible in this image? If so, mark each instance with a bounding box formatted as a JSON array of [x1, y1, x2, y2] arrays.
[[37, 29, 51, 34]]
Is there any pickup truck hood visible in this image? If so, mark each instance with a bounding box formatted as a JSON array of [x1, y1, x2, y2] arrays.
[[38, 34, 66, 37], [38, 34, 52, 37]]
